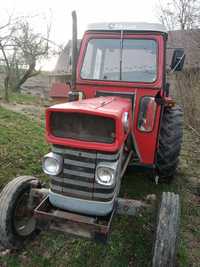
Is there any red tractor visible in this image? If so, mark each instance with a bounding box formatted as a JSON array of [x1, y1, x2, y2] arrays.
[[0, 12, 184, 266]]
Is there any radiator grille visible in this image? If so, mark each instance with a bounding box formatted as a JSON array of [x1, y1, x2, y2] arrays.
[[50, 112, 115, 144], [50, 146, 119, 202]]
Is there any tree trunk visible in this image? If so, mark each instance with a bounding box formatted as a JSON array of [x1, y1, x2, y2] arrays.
[[4, 76, 9, 102], [13, 63, 39, 92]]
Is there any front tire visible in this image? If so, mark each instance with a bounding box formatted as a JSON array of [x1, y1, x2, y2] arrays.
[[152, 192, 180, 267], [0, 176, 40, 249], [156, 106, 183, 181]]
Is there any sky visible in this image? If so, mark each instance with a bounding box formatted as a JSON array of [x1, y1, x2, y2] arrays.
[[0, 0, 160, 70]]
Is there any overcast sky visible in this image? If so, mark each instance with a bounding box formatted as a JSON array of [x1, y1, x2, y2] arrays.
[[0, 0, 160, 70]]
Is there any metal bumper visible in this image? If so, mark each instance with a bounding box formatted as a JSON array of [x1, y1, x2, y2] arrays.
[[34, 192, 149, 242], [34, 195, 115, 242], [49, 190, 115, 216]]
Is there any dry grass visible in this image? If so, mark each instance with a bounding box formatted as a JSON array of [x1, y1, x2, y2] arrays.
[[170, 69, 200, 132]]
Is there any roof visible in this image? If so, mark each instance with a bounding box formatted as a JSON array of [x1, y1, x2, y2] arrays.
[[87, 22, 167, 33], [54, 40, 81, 75], [49, 83, 70, 98]]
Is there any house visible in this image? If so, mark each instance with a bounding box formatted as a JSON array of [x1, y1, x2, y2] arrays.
[[49, 40, 81, 103], [49, 82, 70, 103], [167, 29, 200, 69]]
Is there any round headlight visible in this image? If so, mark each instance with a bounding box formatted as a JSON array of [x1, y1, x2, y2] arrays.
[[42, 152, 63, 176], [96, 167, 115, 186]]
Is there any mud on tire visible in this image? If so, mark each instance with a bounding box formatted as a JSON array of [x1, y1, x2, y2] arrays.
[[0, 176, 40, 249], [156, 106, 183, 181]]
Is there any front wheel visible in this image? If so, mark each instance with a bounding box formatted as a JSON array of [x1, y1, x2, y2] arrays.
[[152, 192, 180, 267], [0, 176, 41, 249]]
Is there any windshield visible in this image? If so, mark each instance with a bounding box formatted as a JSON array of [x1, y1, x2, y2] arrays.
[[81, 38, 157, 83]]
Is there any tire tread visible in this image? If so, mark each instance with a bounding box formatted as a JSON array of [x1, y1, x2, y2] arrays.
[[156, 106, 183, 181], [0, 176, 38, 249]]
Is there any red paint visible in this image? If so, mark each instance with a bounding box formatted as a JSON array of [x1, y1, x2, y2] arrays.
[[46, 30, 166, 165], [46, 97, 132, 153]]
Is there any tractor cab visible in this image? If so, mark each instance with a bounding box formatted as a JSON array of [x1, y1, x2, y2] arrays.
[[78, 22, 166, 87]]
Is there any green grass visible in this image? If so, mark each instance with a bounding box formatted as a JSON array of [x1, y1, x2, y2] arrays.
[[0, 90, 49, 106], [9, 92, 42, 105], [0, 106, 199, 267], [0, 88, 37, 104], [0, 107, 49, 188]]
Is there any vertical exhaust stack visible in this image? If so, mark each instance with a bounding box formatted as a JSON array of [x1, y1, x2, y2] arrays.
[[71, 10, 78, 91], [69, 10, 82, 101]]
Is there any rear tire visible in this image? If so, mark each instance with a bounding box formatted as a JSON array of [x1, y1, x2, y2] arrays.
[[156, 106, 183, 182], [152, 192, 180, 267], [0, 176, 40, 249]]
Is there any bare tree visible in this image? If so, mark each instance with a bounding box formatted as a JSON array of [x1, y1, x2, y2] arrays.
[[0, 16, 52, 101], [0, 17, 16, 101], [158, 0, 200, 30], [11, 20, 51, 92]]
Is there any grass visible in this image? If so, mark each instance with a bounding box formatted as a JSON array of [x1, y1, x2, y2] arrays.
[[0, 88, 38, 104], [0, 89, 49, 107], [0, 107, 48, 188], [9, 92, 42, 105], [0, 106, 199, 267]]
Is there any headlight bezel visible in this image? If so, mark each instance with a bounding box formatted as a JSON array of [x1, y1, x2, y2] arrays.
[[42, 152, 63, 176], [95, 162, 117, 186]]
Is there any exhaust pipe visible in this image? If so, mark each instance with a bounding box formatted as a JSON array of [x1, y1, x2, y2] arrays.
[[71, 10, 78, 91], [69, 11, 84, 101]]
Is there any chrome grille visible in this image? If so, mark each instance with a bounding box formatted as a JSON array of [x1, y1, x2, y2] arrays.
[[50, 146, 120, 202]]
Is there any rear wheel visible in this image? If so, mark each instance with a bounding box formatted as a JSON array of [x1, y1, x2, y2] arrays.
[[152, 192, 180, 267], [0, 176, 40, 249], [156, 106, 183, 182]]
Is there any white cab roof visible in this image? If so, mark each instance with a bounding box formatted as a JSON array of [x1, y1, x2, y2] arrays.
[[87, 22, 167, 33]]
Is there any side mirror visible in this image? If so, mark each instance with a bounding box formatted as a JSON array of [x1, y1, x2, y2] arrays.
[[170, 49, 185, 71]]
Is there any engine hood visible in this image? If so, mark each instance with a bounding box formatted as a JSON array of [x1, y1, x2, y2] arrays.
[[48, 96, 131, 117], [46, 96, 132, 152]]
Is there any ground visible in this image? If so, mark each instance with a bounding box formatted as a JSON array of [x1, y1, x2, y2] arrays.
[[0, 97, 200, 267], [0, 72, 50, 98]]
